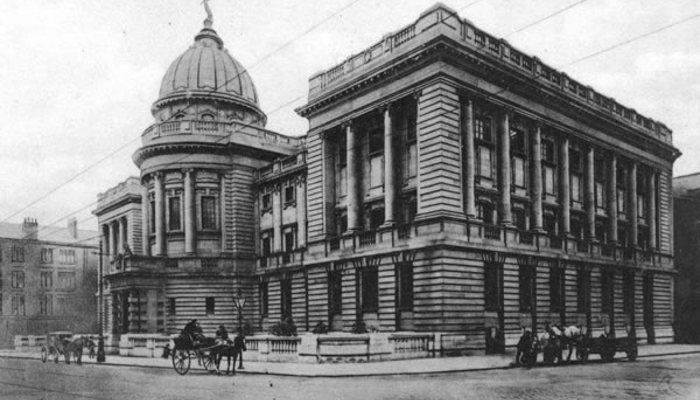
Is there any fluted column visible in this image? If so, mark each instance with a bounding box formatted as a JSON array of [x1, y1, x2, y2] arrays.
[[560, 137, 570, 235], [498, 110, 512, 224], [346, 121, 360, 232], [648, 171, 657, 249], [629, 162, 638, 247], [184, 169, 196, 254], [463, 99, 476, 218], [585, 147, 596, 240], [608, 154, 618, 243], [118, 217, 127, 254], [382, 105, 396, 226], [154, 172, 166, 256], [531, 123, 543, 230], [141, 180, 150, 256]]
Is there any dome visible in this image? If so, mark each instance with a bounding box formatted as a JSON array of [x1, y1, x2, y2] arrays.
[[155, 25, 264, 120]]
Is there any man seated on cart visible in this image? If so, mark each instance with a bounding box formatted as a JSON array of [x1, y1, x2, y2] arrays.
[[215, 325, 233, 346], [181, 319, 205, 347]]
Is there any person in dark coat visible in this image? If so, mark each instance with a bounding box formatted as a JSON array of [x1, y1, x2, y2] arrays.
[[233, 330, 246, 371], [215, 325, 232, 346]]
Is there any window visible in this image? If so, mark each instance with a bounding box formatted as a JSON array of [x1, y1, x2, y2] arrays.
[[484, 263, 501, 311], [367, 205, 385, 231], [40, 271, 53, 288], [337, 135, 348, 196], [11, 244, 24, 262], [550, 267, 563, 312], [57, 272, 76, 291], [284, 185, 295, 205], [595, 219, 607, 243], [637, 194, 646, 219], [58, 249, 76, 265], [623, 271, 635, 315], [577, 267, 590, 313], [40, 294, 53, 316], [335, 208, 348, 236], [149, 200, 156, 233], [617, 166, 627, 214], [168, 197, 181, 231], [328, 270, 343, 316], [168, 298, 176, 316], [260, 231, 272, 256], [542, 139, 555, 163], [402, 102, 418, 180], [261, 193, 271, 212], [571, 174, 582, 203], [359, 267, 379, 313], [601, 270, 614, 313], [280, 279, 292, 319], [512, 156, 526, 188], [569, 148, 582, 174], [11, 271, 25, 288], [405, 142, 417, 179], [201, 113, 215, 121], [205, 297, 215, 316], [594, 157, 606, 209], [617, 188, 626, 214], [519, 266, 535, 312], [543, 166, 556, 195], [571, 215, 584, 239], [397, 263, 414, 311], [510, 128, 526, 154], [477, 146, 493, 179], [369, 154, 384, 188], [543, 211, 557, 236], [478, 201, 496, 225], [283, 225, 296, 253], [259, 282, 269, 317], [512, 207, 527, 231], [475, 117, 492, 142], [368, 126, 384, 155], [201, 196, 217, 230], [56, 297, 68, 315], [11, 294, 25, 316], [41, 248, 53, 264], [595, 182, 606, 209]]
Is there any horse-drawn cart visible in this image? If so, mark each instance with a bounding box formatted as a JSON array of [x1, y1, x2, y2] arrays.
[[171, 336, 218, 375], [40, 332, 74, 364], [579, 333, 638, 362]]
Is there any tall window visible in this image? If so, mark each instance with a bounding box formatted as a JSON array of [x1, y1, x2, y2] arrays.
[[577, 267, 590, 313], [519, 266, 535, 312], [261, 193, 271, 212], [280, 279, 292, 319], [476, 117, 494, 182], [11, 271, 25, 288], [336, 135, 348, 196], [397, 263, 414, 311], [478, 201, 496, 225], [11, 244, 24, 262], [259, 282, 269, 318], [41, 248, 53, 264], [617, 166, 627, 214], [284, 185, 295, 205], [40, 271, 53, 288], [359, 267, 379, 313], [570, 147, 583, 204], [484, 263, 502, 311], [368, 124, 384, 189], [260, 231, 272, 256], [149, 200, 156, 233], [205, 297, 215, 316], [328, 270, 343, 317], [58, 249, 75, 264], [594, 156, 606, 210], [637, 169, 647, 219], [168, 197, 181, 231], [57, 272, 76, 291], [550, 267, 563, 312], [601, 270, 614, 313], [201, 196, 217, 230], [510, 128, 526, 189], [401, 100, 418, 181], [512, 207, 527, 231], [40, 294, 53, 316], [542, 138, 557, 196], [283, 225, 296, 253], [11, 294, 25, 316]]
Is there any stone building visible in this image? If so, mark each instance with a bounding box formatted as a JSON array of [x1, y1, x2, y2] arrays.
[[96, 3, 678, 352], [672, 173, 700, 343], [0, 218, 98, 348]]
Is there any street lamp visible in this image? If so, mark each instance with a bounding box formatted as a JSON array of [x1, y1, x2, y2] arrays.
[[96, 241, 106, 362], [233, 288, 246, 332]]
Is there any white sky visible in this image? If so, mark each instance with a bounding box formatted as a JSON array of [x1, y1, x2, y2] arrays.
[[0, 0, 698, 229]]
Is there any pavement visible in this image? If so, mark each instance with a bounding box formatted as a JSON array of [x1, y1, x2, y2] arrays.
[[2, 344, 700, 377]]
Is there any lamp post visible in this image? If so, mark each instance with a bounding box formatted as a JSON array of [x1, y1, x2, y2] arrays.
[[233, 288, 246, 332], [96, 241, 106, 362]]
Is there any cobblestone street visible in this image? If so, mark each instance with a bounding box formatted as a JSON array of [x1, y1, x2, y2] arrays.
[[2, 353, 699, 400]]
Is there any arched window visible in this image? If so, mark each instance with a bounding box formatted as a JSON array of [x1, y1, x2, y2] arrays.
[[200, 113, 216, 121]]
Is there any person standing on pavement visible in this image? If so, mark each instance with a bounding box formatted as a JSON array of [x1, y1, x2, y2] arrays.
[[233, 330, 246, 370]]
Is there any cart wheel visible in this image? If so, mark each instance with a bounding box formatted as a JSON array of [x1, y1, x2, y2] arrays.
[[172, 349, 191, 375], [626, 346, 638, 361], [40, 346, 48, 363], [201, 352, 214, 372]]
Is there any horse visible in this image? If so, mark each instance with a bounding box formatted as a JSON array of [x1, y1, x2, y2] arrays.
[[559, 325, 585, 362], [211, 344, 237, 375], [538, 329, 563, 365], [515, 328, 539, 367], [59, 336, 86, 365]]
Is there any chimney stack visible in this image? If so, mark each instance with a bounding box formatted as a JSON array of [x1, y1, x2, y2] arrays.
[[68, 217, 78, 239], [22, 217, 38, 240]]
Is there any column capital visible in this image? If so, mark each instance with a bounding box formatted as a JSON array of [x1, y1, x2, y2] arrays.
[[502, 106, 515, 118], [183, 168, 195, 176], [341, 119, 354, 130], [411, 90, 422, 100], [153, 171, 164, 181]]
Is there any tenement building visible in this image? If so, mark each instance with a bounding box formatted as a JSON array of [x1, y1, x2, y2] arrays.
[[96, 3, 679, 352], [0, 218, 98, 348], [672, 173, 700, 343]]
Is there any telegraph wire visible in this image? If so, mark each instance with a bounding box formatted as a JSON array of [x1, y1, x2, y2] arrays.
[[503, 0, 589, 38], [0, 0, 365, 224]]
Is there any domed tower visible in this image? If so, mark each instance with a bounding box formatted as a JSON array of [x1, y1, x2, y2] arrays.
[[126, 3, 303, 335]]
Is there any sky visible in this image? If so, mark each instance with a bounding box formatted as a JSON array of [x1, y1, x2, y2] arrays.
[[0, 0, 698, 231]]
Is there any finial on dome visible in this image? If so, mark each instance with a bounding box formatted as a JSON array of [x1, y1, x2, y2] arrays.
[[202, 0, 213, 28]]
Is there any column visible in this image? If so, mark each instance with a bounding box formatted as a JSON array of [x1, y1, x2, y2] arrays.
[[297, 177, 307, 248], [531, 123, 543, 230], [273, 184, 282, 252], [382, 104, 396, 226], [498, 110, 512, 224], [585, 147, 596, 240], [103, 224, 111, 259], [608, 154, 618, 243], [346, 121, 360, 232], [154, 172, 166, 256], [141, 179, 150, 256], [118, 217, 127, 255], [110, 221, 118, 260], [560, 137, 570, 235], [463, 99, 476, 218], [648, 171, 657, 249], [184, 169, 196, 254], [629, 162, 638, 247]]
